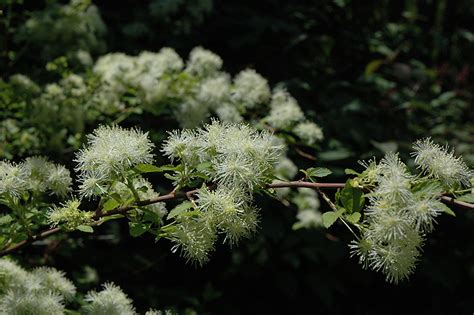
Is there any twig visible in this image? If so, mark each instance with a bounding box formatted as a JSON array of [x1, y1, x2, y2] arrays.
[[1, 181, 472, 257]]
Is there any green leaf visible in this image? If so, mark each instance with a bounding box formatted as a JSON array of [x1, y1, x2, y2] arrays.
[[319, 149, 352, 161], [129, 222, 150, 237], [135, 164, 163, 173], [167, 201, 194, 219], [196, 162, 212, 172], [344, 168, 360, 176], [437, 203, 456, 217], [77, 225, 94, 233], [164, 173, 178, 181], [141, 207, 163, 224], [99, 214, 124, 224], [302, 167, 332, 181], [102, 198, 120, 212], [339, 183, 365, 213], [0, 215, 13, 225], [365, 59, 384, 75], [457, 193, 474, 203], [322, 209, 344, 228], [109, 193, 123, 203], [345, 212, 361, 224]]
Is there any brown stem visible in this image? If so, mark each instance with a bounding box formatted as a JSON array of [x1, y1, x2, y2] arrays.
[[1, 181, 472, 257], [268, 181, 344, 189]]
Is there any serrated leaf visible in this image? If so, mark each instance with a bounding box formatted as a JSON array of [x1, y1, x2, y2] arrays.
[[167, 201, 193, 219], [303, 167, 332, 182], [457, 193, 474, 203], [129, 222, 150, 237], [77, 225, 94, 233], [102, 198, 120, 212], [322, 209, 344, 228], [340, 183, 364, 213], [345, 212, 361, 224], [437, 203, 456, 217], [309, 167, 332, 177]]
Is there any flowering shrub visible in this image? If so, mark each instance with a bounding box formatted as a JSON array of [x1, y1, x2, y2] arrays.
[[0, 258, 170, 314], [0, 119, 472, 287]]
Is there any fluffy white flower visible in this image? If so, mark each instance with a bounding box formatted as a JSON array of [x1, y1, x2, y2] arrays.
[[163, 120, 282, 190], [137, 48, 184, 77], [75, 125, 155, 194], [93, 53, 135, 91], [293, 187, 320, 211], [32, 267, 76, 300], [365, 210, 412, 243], [75, 49, 93, 66], [60, 74, 87, 97], [295, 209, 323, 229], [185, 46, 223, 77], [84, 282, 136, 315], [0, 161, 28, 198], [0, 290, 65, 315], [196, 75, 231, 107], [412, 138, 472, 187], [407, 197, 444, 232], [23, 156, 72, 197], [293, 121, 323, 145], [169, 216, 217, 266], [274, 156, 298, 180], [231, 69, 271, 108], [0, 259, 30, 294], [265, 88, 304, 129], [368, 227, 423, 284], [374, 153, 413, 203], [215, 103, 243, 122]]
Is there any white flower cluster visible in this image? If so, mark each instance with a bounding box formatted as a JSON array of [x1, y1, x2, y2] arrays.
[[0, 157, 71, 199], [0, 259, 167, 314], [231, 69, 271, 108], [351, 140, 472, 283], [91, 46, 323, 146], [0, 259, 76, 315], [292, 188, 323, 230], [75, 125, 155, 199], [412, 138, 472, 188], [84, 282, 136, 315], [162, 120, 282, 264], [185, 46, 223, 77], [263, 88, 323, 146], [265, 88, 304, 129]]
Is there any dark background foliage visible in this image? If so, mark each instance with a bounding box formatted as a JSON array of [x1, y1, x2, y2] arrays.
[[2, 0, 474, 313]]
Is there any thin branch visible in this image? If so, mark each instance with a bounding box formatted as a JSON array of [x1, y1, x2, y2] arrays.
[[268, 181, 344, 189], [1, 181, 473, 257]]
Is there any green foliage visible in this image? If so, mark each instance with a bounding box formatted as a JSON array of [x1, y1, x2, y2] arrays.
[[2, 0, 474, 313]]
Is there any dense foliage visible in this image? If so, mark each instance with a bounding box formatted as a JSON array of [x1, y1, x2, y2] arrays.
[[1, 0, 474, 314]]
